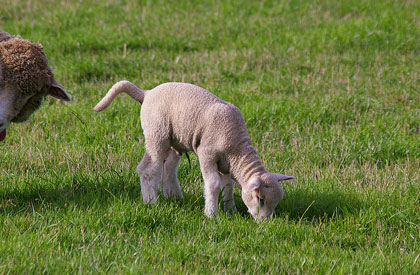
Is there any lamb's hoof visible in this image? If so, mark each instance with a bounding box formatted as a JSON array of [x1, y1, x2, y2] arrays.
[[204, 208, 218, 218], [163, 191, 184, 200], [142, 194, 158, 204]]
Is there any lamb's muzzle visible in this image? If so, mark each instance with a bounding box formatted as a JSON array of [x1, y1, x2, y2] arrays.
[[94, 80, 295, 221]]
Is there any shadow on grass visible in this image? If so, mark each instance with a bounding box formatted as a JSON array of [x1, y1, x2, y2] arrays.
[[276, 187, 364, 221], [0, 173, 206, 217], [0, 182, 127, 213], [0, 174, 364, 222], [231, 186, 364, 221]]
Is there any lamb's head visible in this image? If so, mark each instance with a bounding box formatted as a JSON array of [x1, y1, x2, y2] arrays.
[[0, 36, 71, 141], [241, 172, 295, 221]]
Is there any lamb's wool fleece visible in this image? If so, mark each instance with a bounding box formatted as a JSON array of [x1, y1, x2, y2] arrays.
[[94, 81, 294, 220], [142, 83, 265, 185], [0, 37, 53, 94], [95, 81, 264, 184]]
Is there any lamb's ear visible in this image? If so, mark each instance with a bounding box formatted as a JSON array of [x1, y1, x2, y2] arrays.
[[49, 79, 72, 101], [273, 173, 295, 182], [242, 177, 261, 193]]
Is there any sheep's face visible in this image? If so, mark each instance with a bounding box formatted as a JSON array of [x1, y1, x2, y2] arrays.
[[0, 34, 72, 141], [0, 75, 71, 141], [0, 83, 30, 138], [241, 173, 294, 221]]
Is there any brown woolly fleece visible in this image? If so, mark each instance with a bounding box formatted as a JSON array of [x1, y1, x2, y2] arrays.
[[0, 30, 71, 142], [0, 37, 53, 94]]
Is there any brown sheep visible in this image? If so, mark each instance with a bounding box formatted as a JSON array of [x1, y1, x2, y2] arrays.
[[0, 30, 71, 141]]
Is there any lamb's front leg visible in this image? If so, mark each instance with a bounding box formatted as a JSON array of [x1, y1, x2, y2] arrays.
[[198, 155, 223, 217], [203, 175, 222, 217], [221, 174, 237, 213], [162, 148, 183, 199]]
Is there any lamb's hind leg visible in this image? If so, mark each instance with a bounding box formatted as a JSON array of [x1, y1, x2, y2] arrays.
[[138, 119, 171, 203], [137, 152, 161, 203], [221, 174, 237, 213], [162, 148, 183, 199], [137, 139, 169, 204]]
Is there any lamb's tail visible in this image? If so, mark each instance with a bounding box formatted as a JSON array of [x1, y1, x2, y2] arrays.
[[93, 80, 146, 112]]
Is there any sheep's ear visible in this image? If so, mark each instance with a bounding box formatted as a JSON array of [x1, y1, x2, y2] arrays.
[[243, 177, 260, 193], [0, 31, 12, 42], [272, 173, 295, 182], [49, 80, 72, 101]]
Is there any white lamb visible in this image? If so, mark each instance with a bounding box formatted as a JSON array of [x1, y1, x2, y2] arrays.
[[94, 81, 294, 221]]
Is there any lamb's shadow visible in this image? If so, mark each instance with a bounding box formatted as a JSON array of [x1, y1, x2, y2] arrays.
[[277, 187, 363, 220], [1, 174, 364, 222], [0, 174, 143, 215], [0, 173, 209, 217], [232, 186, 364, 221]]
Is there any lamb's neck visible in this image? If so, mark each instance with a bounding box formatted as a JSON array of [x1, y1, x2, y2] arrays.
[[228, 142, 266, 186]]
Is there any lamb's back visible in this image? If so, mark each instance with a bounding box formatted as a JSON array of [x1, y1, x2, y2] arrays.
[[142, 82, 249, 153]]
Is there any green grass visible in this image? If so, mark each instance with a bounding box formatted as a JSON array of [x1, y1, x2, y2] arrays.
[[1, 0, 420, 273]]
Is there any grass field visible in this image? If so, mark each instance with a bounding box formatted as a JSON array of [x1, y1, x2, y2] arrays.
[[1, 0, 420, 273]]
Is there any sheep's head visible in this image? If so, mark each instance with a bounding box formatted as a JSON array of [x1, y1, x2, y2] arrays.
[[0, 36, 71, 141], [241, 172, 294, 221]]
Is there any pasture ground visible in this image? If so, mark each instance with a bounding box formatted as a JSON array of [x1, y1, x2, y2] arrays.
[[1, 0, 420, 273]]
